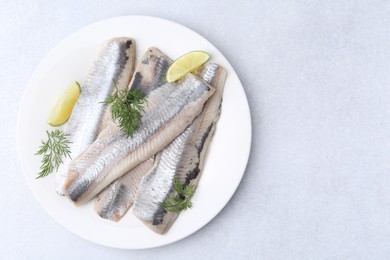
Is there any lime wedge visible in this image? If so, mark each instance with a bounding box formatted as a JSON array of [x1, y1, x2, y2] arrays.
[[48, 81, 81, 127], [166, 51, 210, 82]]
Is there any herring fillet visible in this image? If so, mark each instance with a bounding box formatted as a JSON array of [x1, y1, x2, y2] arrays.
[[92, 48, 172, 221], [133, 63, 227, 234], [94, 158, 154, 221], [55, 37, 136, 195], [65, 74, 214, 204], [97, 41, 137, 134], [92, 62, 214, 223], [69, 47, 170, 182], [65, 73, 215, 205], [128, 47, 172, 95], [98, 46, 170, 135]]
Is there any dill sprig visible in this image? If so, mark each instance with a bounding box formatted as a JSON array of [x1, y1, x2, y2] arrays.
[[35, 130, 71, 179], [104, 84, 147, 138], [161, 179, 196, 212]]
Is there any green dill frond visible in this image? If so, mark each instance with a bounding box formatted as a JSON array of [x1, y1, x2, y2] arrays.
[[160, 179, 196, 212], [35, 130, 71, 179], [104, 83, 147, 138]]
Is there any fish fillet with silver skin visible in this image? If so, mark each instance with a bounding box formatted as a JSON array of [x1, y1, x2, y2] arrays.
[[65, 64, 215, 205], [94, 48, 172, 221], [55, 37, 136, 195], [133, 63, 226, 234], [71, 48, 171, 177], [94, 158, 154, 222], [93, 61, 218, 223]]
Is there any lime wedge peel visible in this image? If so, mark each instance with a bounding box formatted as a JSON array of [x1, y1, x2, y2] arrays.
[[48, 81, 81, 127], [166, 51, 210, 83]]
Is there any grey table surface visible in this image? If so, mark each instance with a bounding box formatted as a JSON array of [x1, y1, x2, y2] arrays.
[[2, 1, 390, 259]]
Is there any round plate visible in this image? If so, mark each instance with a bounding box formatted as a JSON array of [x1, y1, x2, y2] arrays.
[[16, 16, 251, 249]]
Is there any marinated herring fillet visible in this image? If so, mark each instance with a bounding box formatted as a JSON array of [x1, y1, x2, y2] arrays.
[[92, 61, 215, 223], [94, 158, 154, 221], [133, 63, 226, 234], [93, 48, 172, 221], [97, 41, 137, 134], [70, 47, 170, 185], [55, 37, 136, 195], [66, 74, 214, 205], [65, 73, 215, 205]]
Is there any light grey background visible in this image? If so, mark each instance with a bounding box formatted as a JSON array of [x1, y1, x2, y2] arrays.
[[1, 1, 390, 259]]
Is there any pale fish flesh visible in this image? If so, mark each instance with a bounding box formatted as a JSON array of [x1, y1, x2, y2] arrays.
[[70, 47, 171, 185], [97, 40, 137, 134], [65, 70, 215, 205], [133, 63, 227, 234], [94, 158, 154, 221], [55, 37, 136, 195], [92, 48, 172, 221]]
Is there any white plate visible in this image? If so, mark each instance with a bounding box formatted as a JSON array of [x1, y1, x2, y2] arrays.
[[16, 16, 251, 249]]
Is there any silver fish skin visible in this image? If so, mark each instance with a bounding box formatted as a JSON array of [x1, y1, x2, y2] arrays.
[[97, 40, 137, 134], [98, 46, 170, 134], [133, 63, 227, 234], [128, 47, 172, 95], [92, 48, 172, 221], [70, 48, 170, 182], [94, 158, 154, 221], [55, 37, 136, 195], [65, 73, 215, 205]]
